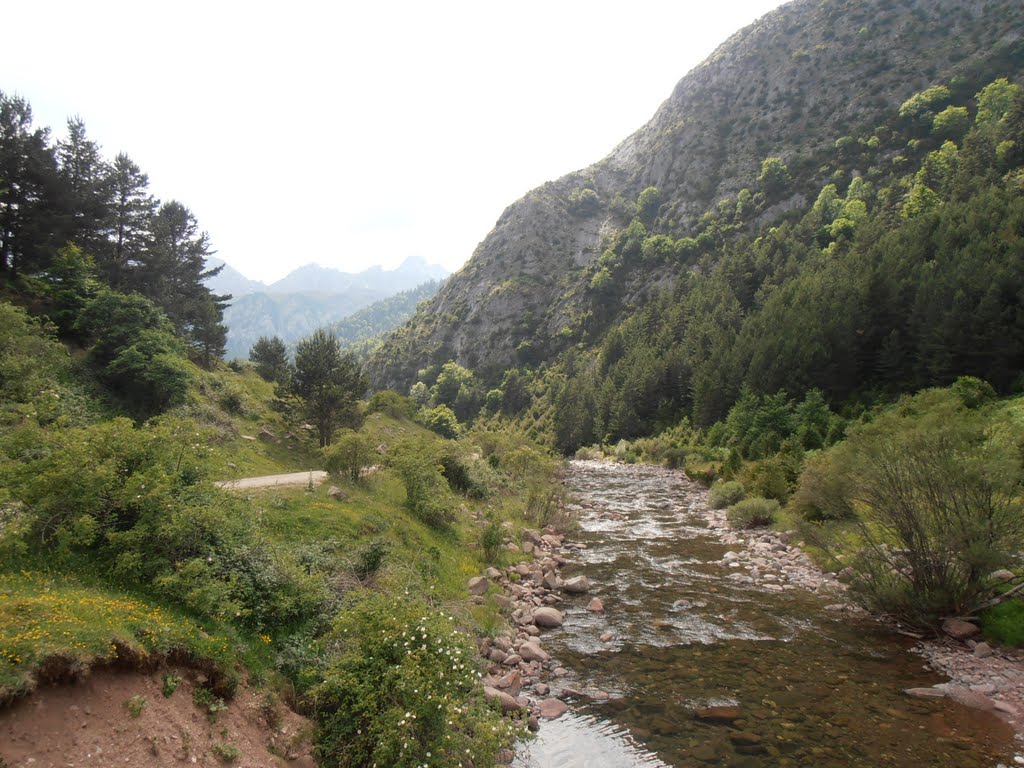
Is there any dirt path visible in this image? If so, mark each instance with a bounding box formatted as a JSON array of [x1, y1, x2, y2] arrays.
[[215, 470, 327, 490]]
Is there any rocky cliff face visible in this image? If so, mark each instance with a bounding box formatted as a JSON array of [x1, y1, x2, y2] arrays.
[[368, 0, 1024, 390]]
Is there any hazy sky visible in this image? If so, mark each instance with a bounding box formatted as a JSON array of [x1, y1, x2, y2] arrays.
[[7, 0, 786, 283]]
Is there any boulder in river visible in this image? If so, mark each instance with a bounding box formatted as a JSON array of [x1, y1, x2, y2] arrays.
[[539, 698, 568, 719], [693, 706, 742, 723], [562, 575, 591, 593], [519, 641, 550, 663], [532, 607, 564, 628]]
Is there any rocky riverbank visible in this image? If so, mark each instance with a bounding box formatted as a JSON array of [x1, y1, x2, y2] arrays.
[[466, 527, 608, 764], [699, 480, 1024, 757]]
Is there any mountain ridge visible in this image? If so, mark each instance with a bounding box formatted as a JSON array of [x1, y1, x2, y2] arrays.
[[212, 257, 450, 359], [367, 0, 1024, 390]]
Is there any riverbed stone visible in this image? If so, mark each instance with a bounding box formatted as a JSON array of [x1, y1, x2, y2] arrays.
[[694, 706, 742, 723], [587, 597, 604, 612], [539, 698, 568, 719], [974, 642, 994, 659], [468, 576, 489, 596], [562, 575, 591, 593], [905, 687, 946, 699], [483, 686, 523, 713], [532, 607, 564, 628], [522, 529, 543, 545], [519, 642, 550, 663], [941, 618, 980, 640]]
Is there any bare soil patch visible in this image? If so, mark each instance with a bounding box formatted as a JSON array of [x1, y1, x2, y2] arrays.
[[0, 667, 314, 768]]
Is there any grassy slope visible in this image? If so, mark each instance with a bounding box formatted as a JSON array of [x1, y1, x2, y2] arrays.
[[0, 359, 549, 703]]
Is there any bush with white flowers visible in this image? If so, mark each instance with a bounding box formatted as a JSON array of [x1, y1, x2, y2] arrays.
[[310, 590, 516, 767]]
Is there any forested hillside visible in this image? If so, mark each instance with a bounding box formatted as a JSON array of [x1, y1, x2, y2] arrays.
[[366, 0, 1024, 465]]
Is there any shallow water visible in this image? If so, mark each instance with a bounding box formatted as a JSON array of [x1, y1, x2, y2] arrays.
[[514, 460, 1014, 767]]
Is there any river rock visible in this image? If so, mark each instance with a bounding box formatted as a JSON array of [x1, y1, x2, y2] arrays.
[[488, 648, 508, 664], [905, 687, 946, 699], [541, 534, 563, 548], [519, 642, 550, 663], [941, 617, 980, 640], [327, 486, 348, 501], [484, 686, 523, 713], [533, 607, 564, 628], [974, 642, 994, 659], [543, 571, 559, 590], [988, 569, 1016, 583], [534, 683, 550, 696], [539, 698, 569, 719], [496, 669, 522, 696], [600, 632, 614, 642], [562, 575, 591, 594], [730, 732, 761, 747], [522, 529, 543, 545], [485, 567, 503, 580], [694, 706, 742, 723], [587, 597, 604, 612], [502, 654, 523, 667], [468, 576, 489, 596]]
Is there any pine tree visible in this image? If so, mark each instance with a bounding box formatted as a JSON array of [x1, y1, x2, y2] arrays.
[[56, 117, 109, 255], [99, 152, 155, 288], [292, 330, 367, 447], [0, 91, 61, 277]]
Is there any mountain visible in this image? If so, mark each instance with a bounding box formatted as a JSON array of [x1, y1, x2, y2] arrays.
[[322, 280, 443, 353], [205, 259, 267, 297], [219, 257, 449, 359], [264, 256, 448, 294], [367, 0, 1024, 390]]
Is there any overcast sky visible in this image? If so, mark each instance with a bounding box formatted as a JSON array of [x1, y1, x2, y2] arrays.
[[6, 0, 786, 283]]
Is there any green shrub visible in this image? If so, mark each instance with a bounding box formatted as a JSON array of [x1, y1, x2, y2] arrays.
[[324, 430, 376, 483], [193, 686, 228, 723], [981, 599, 1024, 647], [421, 404, 461, 439], [309, 591, 514, 768], [367, 390, 416, 419], [353, 539, 387, 580], [439, 449, 496, 499], [709, 481, 745, 510], [663, 446, 687, 469], [790, 450, 856, 521], [481, 520, 503, 564], [794, 388, 1024, 625], [125, 694, 146, 718], [162, 674, 181, 698], [389, 440, 455, 529], [212, 742, 240, 762], [727, 497, 780, 529], [951, 376, 996, 409], [738, 452, 799, 502]]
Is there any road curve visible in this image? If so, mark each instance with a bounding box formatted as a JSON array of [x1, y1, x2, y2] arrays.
[[216, 470, 328, 490]]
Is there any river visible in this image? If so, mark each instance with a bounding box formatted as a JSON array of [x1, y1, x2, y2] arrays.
[[513, 460, 1015, 767]]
